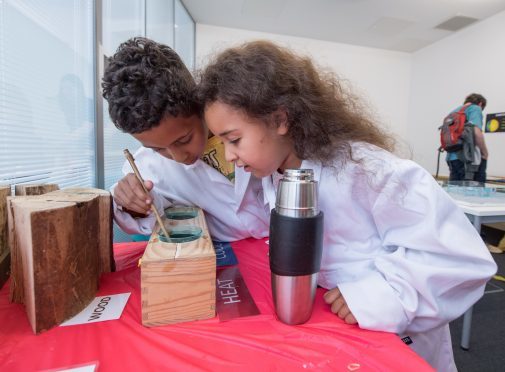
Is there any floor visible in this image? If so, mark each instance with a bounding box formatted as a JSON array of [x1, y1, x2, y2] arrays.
[[450, 251, 505, 372]]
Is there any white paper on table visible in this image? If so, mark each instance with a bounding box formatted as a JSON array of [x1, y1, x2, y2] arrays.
[[61, 293, 130, 326], [51, 363, 98, 372]]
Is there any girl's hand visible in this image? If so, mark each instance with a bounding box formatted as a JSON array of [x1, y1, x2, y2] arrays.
[[323, 287, 358, 325]]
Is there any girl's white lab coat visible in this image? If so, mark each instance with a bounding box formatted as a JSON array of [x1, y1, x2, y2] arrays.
[[263, 142, 496, 372], [112, 147, 270, 242]]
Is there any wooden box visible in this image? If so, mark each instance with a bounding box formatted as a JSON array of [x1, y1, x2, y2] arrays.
[[140, 207, 216, 326]]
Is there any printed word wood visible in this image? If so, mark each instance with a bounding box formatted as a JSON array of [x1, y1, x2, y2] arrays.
[[141, 207, 216, 326]]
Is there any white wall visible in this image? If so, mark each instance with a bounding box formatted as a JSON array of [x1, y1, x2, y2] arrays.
[[196, 18, 505, 177], [196, 24, 412, 148], [408, 10, 505, 177]]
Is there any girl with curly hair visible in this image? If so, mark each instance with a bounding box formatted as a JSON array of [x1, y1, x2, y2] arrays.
[[198, 40, 496, 371]]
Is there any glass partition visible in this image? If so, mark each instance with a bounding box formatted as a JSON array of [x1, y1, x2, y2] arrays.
[[175, 0, 195, 69], [0, 0, 95, 189]]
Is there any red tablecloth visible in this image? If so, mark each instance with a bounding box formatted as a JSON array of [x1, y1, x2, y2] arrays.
[[0, 238, 432, 371]]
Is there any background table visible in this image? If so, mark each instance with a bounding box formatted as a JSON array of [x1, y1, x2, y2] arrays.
[[448, 191, 505, 349], [0, 238, 431, 371]]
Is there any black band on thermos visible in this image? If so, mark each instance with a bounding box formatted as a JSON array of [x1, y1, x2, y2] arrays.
[[269, 209, 324, 276]]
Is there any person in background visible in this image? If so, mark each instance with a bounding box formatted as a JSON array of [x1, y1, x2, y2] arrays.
[[102, 37, 269, 242], [197, 40, 497, 371], [447, 93, 489, 183]]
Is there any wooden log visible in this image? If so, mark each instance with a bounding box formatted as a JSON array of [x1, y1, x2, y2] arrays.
[[7, 196, 23, 302], [141, 207, 216, 326], [8, 196, 100, 333], [46, 188, 114, 273], [9, 188, 113, 305], [8, 183, 58, 295], [7, 194, 94, 304], [15, 184, 59, 196], [0, 186, 11, 288]]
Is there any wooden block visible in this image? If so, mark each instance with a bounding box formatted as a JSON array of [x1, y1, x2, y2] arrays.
[[46, 188, 114, 273], [141, 207, 216, 326], [8, 183, 58, 295], [9, 188, 113, 304], [7, 196, 23, 303], [7, 191, 102, 333], [0, 186, 11, 288], [7, 194, 95, 303], [0, 186, 10, 256], [15, 184, 59, 196]]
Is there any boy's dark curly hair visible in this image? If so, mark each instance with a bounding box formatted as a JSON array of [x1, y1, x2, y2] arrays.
[[197, 40, 395, 167], [102, 37, 199, 134]]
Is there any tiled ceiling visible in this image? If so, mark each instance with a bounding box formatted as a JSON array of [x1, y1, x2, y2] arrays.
[[182, 0, 505, 52]]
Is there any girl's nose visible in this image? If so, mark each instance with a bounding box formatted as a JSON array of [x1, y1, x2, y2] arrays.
[[224, 144, 237, 163]]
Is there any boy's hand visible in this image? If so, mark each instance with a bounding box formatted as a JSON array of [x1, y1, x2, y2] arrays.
[[323, 287, 358, 325], [113, 173, 154, 217]]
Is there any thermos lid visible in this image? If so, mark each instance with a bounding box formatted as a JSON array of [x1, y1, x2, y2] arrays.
[[282, 169, 314, 181], [275, 169, 318, 217]]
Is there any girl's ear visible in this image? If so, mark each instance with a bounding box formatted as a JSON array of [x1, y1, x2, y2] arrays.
[[273, 109, 289, 135]]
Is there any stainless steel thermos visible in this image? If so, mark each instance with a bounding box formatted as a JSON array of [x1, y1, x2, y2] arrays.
[[269, 169, 324, 325]]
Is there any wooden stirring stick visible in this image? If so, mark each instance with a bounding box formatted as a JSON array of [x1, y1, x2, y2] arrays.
[[123, 149, 170, 240]]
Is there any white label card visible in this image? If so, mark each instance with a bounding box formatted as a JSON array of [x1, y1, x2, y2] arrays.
[[61, 293, 131, 326], [61, 366, 96, 372], [50, 363, 98, 372]]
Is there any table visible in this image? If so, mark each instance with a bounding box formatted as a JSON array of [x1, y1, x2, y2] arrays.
[[0, 239, 431, 371], [448, 192, 505, 350]]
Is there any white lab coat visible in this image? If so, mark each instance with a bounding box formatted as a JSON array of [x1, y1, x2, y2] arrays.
[[262, 142, 497, 371], [112, 147, 270, 242]]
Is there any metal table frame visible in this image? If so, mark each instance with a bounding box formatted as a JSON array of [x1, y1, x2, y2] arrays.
[[451, 200, 505, 350]]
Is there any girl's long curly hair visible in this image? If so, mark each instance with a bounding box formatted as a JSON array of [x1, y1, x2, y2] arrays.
[[197, 40, 396, 167]]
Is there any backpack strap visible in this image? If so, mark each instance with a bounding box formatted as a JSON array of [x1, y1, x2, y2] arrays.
[[457, 103, 470, 116]]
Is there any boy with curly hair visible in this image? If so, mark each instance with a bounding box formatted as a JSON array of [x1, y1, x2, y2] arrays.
[[102, 37, 269, 241]]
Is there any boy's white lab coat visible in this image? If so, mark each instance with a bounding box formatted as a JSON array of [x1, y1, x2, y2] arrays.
[[263, 142, 496, 372], [112, 147, 270, 242]]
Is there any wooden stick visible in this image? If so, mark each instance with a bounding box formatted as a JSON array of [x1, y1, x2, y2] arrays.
[[123, 149, 170, 241]]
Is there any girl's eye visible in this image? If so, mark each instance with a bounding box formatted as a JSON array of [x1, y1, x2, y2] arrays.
[[229, 138, 240, 145]]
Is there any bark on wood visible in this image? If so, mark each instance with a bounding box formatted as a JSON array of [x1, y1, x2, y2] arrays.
[[7, 187, 112, 333], [0, 186, 11, 288], [9, 183, 57, 295], [15, 184, 59, 196], [8, 197, 99, 333], [46, 188, 114, 273]]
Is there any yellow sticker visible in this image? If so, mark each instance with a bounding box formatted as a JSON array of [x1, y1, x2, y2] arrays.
[[201, 136, 235, 182]]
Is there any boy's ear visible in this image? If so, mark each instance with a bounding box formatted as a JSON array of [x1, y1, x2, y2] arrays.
[[273, 109, 288, 135]]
